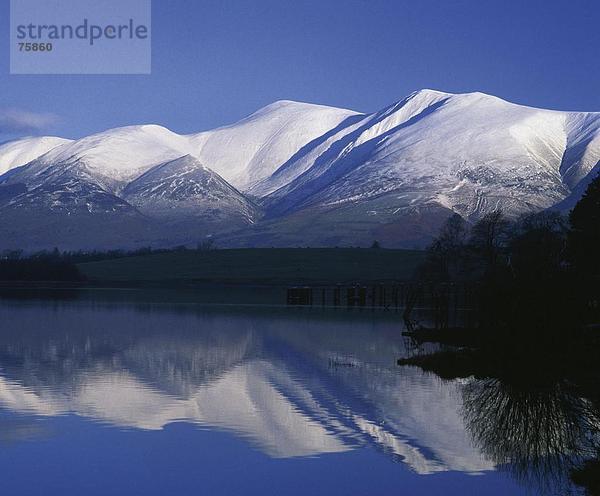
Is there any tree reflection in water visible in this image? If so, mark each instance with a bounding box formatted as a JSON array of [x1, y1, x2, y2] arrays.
[[461, 378, 600, 495]]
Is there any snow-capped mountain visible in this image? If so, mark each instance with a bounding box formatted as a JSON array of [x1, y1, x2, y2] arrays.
[[3, 125, 197, 194], [0, 89, 598, 250], [260, 90, 599, 219], [0, 128, 253, 250], [237, 90, 600, 247], [123, 155, 261, 227]]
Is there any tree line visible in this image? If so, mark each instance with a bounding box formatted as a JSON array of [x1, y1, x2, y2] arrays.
[[0, 240, 218, 282], [417, 172, 600, 334]]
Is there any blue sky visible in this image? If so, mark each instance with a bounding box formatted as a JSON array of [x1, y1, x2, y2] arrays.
[[1, 0, 599, 140]]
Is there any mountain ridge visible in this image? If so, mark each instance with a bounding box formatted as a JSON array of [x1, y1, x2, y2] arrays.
[[1, 89, 599, 251]]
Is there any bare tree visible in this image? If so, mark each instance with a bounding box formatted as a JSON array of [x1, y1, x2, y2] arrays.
[[421, 213, 468, 281], [468, 210, 509, 270]]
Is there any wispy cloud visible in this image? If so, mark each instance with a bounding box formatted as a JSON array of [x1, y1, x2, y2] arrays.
[[0, 109, 59, 135]]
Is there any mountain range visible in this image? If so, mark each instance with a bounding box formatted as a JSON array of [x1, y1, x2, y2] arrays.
[[1, 89, 599, 251]]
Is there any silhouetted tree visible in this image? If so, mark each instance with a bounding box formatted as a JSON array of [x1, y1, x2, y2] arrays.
[[507, 211, 572, 331], [420, 214, 468, 281], [567, 172, 600, 324], [510, 211, 567, 278], [468, 210, 510, 271], [569, 172, 600, 279]]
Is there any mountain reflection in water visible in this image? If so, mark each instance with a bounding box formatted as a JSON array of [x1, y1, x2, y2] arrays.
[[1, 296, 596, 495], [0, 299, 488, 472]]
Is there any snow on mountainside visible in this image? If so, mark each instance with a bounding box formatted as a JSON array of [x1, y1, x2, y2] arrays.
[[250, 89, 449, 198], [0, 101, 359, 196], [0, 151, 261, 251], [189, 100, 361, 189], [0, 136, 72, 175], [124, 155, 261, 226], [0, 90, 599, 250], [260, 90, 600, 222], [8, 125, 197, 194], [561, 113, 600, 187]]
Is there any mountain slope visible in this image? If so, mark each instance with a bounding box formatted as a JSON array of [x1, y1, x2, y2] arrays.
[[0, 154, 262, 251], [123, 155, 261, 227], [8, 125, 197, 195], [261, 90, 600, 223], [0, 166, 154, 252], [0, 136, 72, 176], [0, 128, 205, 251], [189, 100, 361, 189]]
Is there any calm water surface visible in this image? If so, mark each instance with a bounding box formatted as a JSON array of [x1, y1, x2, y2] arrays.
[[0, 290, 571, 495]]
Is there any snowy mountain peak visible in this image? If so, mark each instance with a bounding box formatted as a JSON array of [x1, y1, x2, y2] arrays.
[[402, 89, 518, 112], [21, 125, 197, 192], [189, 99, 360, 189], [123, 154, 261, 229], [406, 88, 453, 100], [245, 99, 359, 118], [140, 153, 208, 173]]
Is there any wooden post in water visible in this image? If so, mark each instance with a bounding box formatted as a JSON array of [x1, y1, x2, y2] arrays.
[[347, 286, 355, 308], [358, 286, 367, 307]]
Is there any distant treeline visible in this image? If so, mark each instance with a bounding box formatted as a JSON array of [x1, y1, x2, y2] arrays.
[[0, 241, 219, 281], [2, 239, 216, 264], [416, 172, 600, 333], [0, 252, 83, 282]]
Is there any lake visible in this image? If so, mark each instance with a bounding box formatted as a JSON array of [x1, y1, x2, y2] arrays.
[[0, 290, 578, 495]]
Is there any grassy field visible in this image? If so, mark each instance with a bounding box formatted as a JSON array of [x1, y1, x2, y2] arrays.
[[78, 248, 425, 285]]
